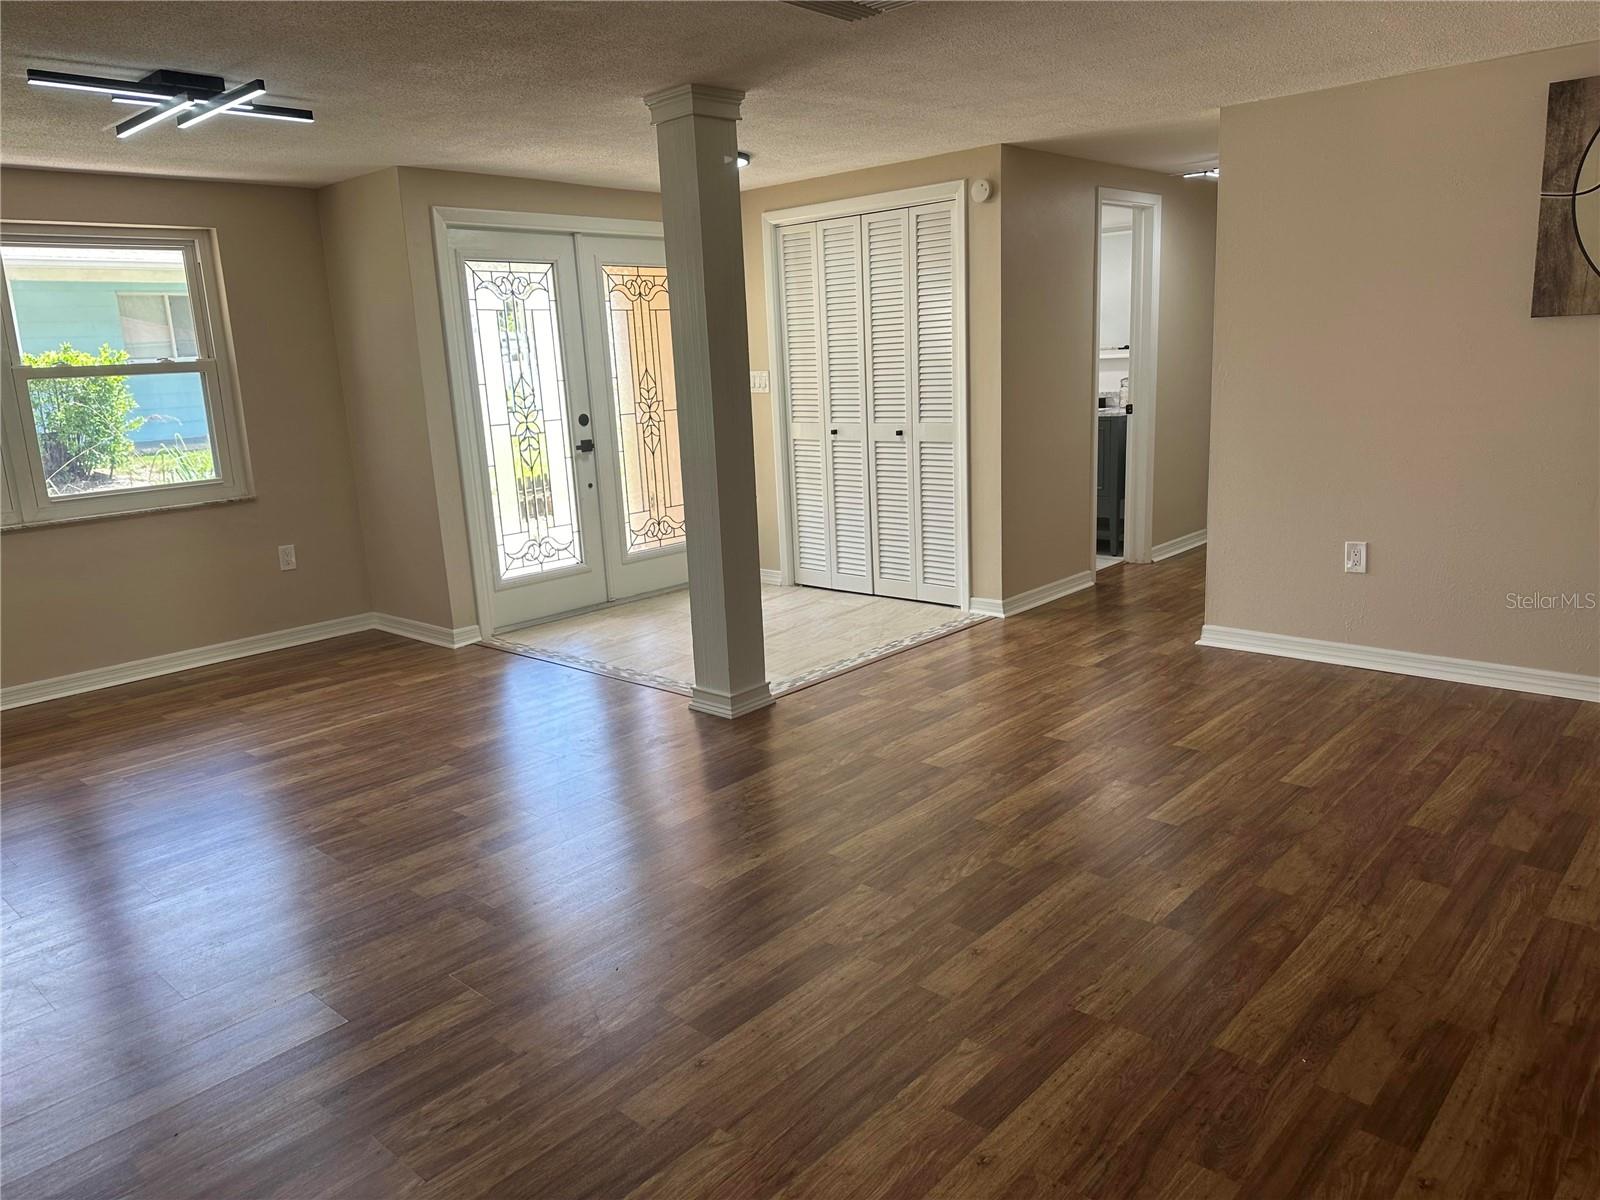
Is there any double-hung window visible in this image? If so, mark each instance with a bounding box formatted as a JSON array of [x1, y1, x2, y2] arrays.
[[0, 224, 252, 526]]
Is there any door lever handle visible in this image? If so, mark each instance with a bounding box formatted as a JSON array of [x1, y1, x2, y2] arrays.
[[576, 438, 595, 453]]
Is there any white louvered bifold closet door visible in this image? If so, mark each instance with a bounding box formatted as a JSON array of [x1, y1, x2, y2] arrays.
[[908, 202, 960, 605], [862, 208, 917, 600], [817, 216, 872, 594], [780, 200, 960, 606], [779, 223, 831, 589]]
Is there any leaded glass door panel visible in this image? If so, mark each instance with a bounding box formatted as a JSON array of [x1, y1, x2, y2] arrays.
[[575, 236, 688, 603], [452, 231, 607, 630]]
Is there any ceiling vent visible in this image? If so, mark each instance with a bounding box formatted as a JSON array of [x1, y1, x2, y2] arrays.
[[785, 1, 915, 21]]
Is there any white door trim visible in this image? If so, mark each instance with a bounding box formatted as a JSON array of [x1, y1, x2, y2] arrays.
[[761, 182, 969, 228], [432, 207, 666, 636], [433, 207, 664, 239], [761, 179, 970, 609], [1093, 188, 1162, 566]]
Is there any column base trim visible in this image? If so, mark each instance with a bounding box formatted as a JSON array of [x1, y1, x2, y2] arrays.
[[689, 682, 776, 719]]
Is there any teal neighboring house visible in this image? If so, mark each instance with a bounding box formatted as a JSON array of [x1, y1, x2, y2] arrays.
[[7, 248, 208, 450]]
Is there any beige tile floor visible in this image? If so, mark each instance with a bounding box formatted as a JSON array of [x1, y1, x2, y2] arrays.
[[489, 584, 984, 695]]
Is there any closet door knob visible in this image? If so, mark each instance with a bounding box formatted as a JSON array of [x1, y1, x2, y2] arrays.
[[894, 429, 904, 436]]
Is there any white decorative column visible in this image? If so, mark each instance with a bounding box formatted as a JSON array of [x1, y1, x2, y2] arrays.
[[644, 84, 772, 719]]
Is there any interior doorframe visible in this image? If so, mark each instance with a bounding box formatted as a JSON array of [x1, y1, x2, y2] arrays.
[[1092, 187, 1162, 566], [760, 180, 971, 609], [431, 207, 665, 637]]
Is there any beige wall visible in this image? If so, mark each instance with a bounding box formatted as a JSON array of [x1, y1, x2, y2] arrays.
[[1207, 42, 1600, 676], [999, 146, 1217, 595], [319, 168, 454, 625], [1, 168, 369, 687], [741, 147, 1005, 597]]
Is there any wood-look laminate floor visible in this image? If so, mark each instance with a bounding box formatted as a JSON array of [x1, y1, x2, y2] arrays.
[[2, 550, 1596, 1199]]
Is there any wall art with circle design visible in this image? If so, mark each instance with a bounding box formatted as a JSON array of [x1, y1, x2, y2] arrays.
[[1532, 74, 1600, 317]]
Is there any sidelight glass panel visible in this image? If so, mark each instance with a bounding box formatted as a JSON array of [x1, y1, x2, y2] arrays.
[[600, 265, 685, 556], [463, 259, 584, 580]]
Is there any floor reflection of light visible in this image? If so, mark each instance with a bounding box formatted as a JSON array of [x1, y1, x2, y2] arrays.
[[5, 737, 312, 1093], [482, 666, 651, 926], [474, 659, 785, 1029]]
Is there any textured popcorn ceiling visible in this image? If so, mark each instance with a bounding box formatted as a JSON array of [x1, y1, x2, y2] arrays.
[[1, 1, 1592, 190]]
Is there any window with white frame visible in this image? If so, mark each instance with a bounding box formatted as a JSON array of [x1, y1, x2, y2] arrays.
[[0, 225, 251, 525]]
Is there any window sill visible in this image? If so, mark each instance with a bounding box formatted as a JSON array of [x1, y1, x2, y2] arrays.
[[2, 491, 256, 533]]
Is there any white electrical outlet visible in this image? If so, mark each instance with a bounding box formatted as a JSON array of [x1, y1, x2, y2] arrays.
[[278, 544, 297, 571], [1344, 541, 1367, 574], [749, 370, 770, 394]]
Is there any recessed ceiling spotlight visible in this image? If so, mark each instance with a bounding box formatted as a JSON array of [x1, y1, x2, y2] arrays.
[[26, 67, 313, 137], [1182, 168, 1220, 180], [736, 151, 753, 169]]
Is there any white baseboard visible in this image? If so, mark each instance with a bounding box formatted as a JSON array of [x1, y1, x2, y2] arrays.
[[2, 611, 482, 710], [1197, 624, 1600, 703], [1, 615, 371, 711], [759, 568, 784, 586], [370, 613, 482, 649], [689, 682, 776, 719], [968, 569, 1096, 618], [1153, 528, 1207, 561]]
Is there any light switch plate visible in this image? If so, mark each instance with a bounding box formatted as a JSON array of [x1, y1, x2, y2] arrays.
[[750, 370, 770, 394], [278, 544, 297, 571]]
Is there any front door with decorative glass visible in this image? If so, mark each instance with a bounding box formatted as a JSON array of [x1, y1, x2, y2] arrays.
[[449, 229, 688, 632]]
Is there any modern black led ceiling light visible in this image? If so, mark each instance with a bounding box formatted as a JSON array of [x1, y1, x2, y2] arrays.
[[26, 68, 313, 138]]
